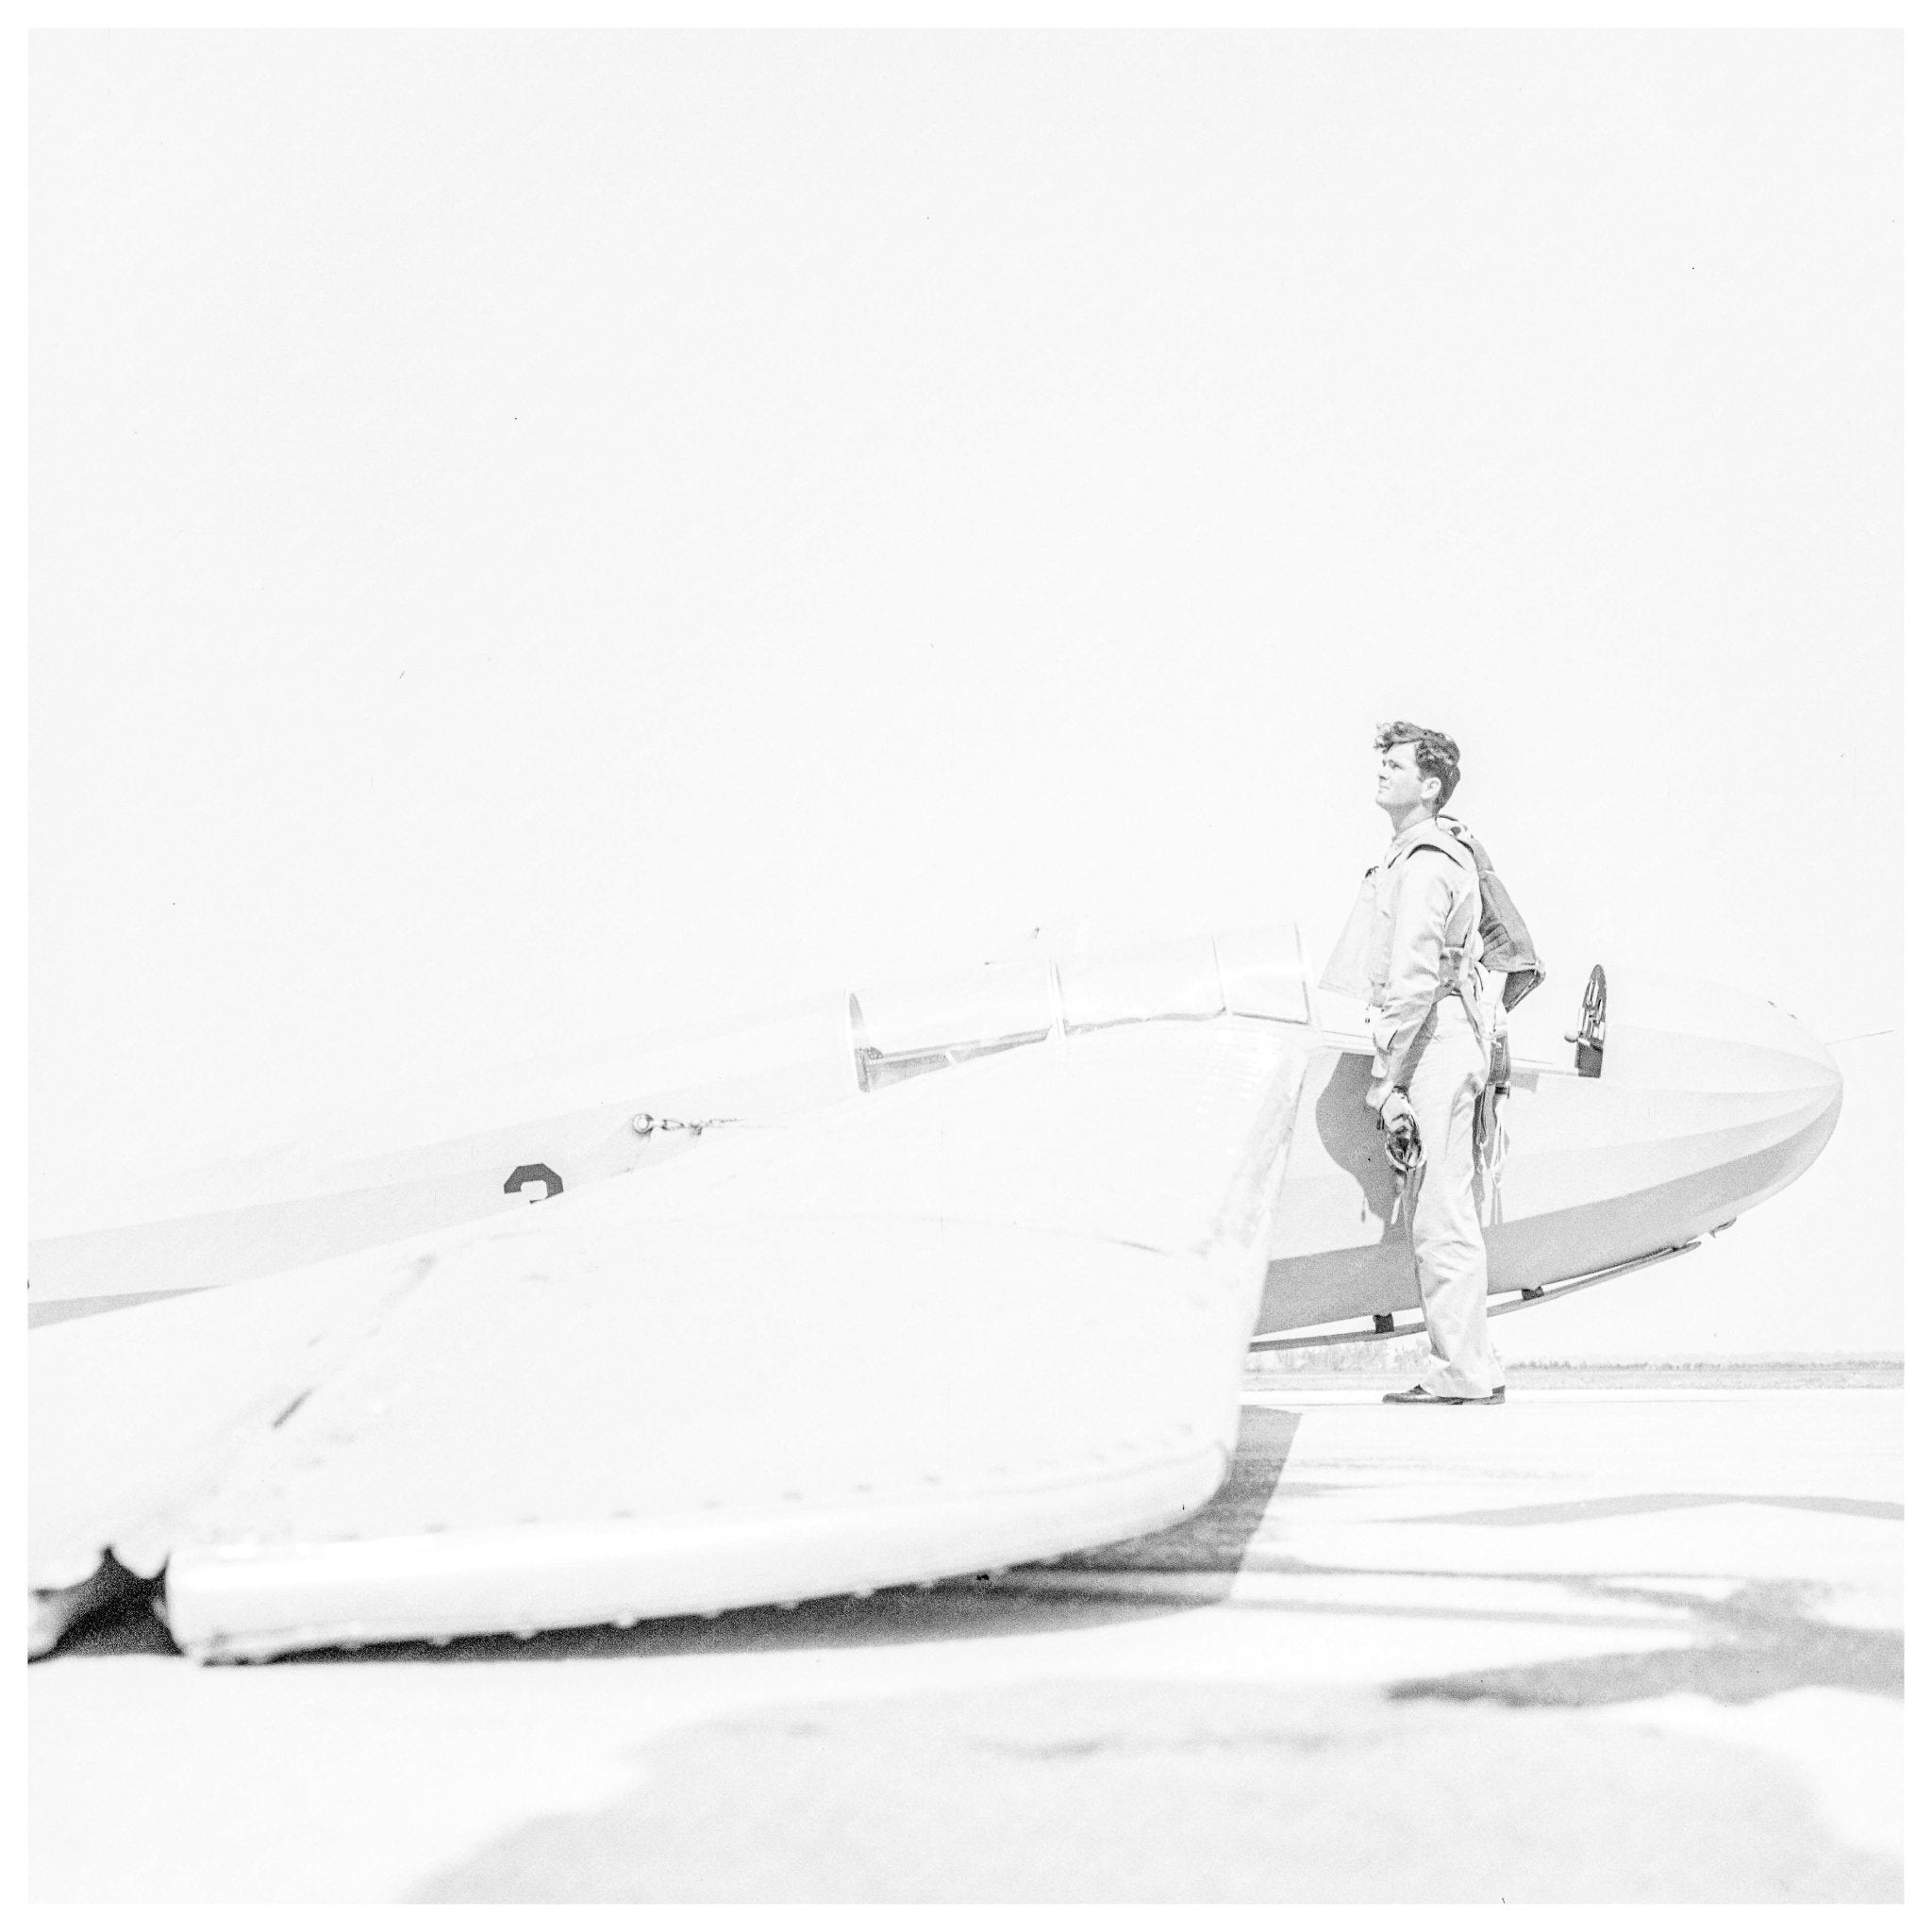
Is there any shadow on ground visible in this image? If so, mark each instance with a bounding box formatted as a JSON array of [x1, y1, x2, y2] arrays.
[[43, 1404, 1901, 1719], [1397, 1491, 1902, 1525], [409, 1676, 1902, 1904], [1390, 1575, 1901, 1707]]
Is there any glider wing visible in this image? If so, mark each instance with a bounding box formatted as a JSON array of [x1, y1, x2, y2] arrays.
[[33, 1019, 1305, 1660]]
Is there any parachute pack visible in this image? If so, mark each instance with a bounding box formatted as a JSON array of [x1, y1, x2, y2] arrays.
[[1433, 815, 1544, 1012], [1430, 816, 1543, 1206]]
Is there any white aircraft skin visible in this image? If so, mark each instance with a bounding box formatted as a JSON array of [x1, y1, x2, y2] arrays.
[[29, 925, 1841, 1339], [27, 926, 1841, 1663]]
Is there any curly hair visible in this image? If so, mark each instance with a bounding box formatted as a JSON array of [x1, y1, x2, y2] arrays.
[[1374, 720, 1461, 808]]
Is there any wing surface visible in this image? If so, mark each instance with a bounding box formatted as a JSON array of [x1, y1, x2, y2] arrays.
[[32, 1020, 1304, 1660]]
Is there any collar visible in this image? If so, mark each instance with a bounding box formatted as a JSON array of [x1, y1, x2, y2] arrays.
[[1383, 814, 1475, 872], [1384, 814, 1441, 860]]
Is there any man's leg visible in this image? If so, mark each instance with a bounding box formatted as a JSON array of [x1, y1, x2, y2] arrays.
[[1407, 1019, 1504, 1399]]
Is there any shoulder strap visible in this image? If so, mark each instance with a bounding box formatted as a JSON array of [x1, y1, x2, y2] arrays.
[[1437, 814, 1544, 997], [1393, 826, 1475, 872]]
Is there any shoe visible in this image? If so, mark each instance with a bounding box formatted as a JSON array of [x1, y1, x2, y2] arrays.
[[1382, 1384, 1507, 1406]]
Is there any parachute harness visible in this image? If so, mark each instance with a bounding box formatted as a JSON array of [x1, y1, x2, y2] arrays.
[[1358, 818, 1540, 1231], [1474, 1079, 1509, 1224], [1382, 964, 1512, 1229], [1471, 980, 1511, 1224]]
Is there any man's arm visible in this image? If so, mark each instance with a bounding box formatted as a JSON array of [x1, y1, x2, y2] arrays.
[[1367, 853, 1457, 1111]]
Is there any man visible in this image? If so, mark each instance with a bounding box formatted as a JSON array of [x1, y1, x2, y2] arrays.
[[1361, 721, 1506, 1406]]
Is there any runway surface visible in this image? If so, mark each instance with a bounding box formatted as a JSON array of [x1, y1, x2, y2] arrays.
[[30, 1378, 1903, 1903]]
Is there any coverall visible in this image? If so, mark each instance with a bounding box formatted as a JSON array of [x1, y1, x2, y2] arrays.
[[1364, 820, 1505, 1400]]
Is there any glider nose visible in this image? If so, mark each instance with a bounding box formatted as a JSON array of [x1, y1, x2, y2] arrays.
[[1459, 967, 1844, 1300], [1596, 966, 1844, 1215], [1605, 968, 1842, 1106]]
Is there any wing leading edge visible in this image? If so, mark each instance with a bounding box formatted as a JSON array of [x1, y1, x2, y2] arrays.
[[32, 1019, 1306, 1660]]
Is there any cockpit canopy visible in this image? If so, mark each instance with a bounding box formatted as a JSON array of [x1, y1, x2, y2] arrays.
[[850, 927, 1311, 1091]]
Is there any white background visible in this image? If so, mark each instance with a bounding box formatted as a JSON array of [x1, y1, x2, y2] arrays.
[[30, 31, 1901, 1355]]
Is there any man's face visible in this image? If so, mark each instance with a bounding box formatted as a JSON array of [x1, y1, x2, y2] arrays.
[[1375, 740, 1437, 815]]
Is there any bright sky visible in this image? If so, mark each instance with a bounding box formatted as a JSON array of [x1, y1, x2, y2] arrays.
[[30, 32, 1900, 1353]]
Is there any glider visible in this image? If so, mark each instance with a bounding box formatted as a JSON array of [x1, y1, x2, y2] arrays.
[[29, 925, 1841, 1660]]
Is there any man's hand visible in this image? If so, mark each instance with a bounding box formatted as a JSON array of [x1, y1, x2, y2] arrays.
[[1378, 1090, 1423, 1178]]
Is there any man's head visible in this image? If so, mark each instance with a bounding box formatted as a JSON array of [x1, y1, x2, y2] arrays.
[[1374, 720, 1460, 819]]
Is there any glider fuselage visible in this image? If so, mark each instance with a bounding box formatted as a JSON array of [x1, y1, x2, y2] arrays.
[[27, 927, 1841, 1341]]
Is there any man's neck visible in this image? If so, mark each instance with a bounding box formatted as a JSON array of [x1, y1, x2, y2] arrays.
[[1384, 802, 1437, 840]]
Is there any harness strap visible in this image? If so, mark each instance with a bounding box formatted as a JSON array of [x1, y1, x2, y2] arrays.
[[1437, 940, 1510, 1210]]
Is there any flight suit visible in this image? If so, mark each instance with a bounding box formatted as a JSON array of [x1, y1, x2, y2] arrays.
[[1362, 820, 1505, 1401]]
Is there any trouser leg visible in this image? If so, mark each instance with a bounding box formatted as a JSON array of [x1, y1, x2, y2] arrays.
[[1407, 1014, 1503, 1399]]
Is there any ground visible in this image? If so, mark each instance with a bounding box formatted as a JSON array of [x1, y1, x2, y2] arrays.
[[29, 1374, 1903, 1904]]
